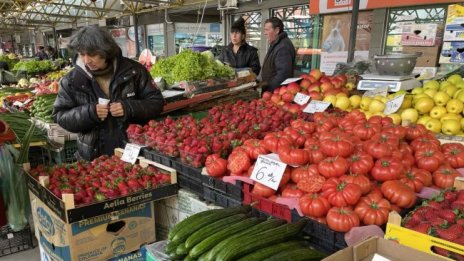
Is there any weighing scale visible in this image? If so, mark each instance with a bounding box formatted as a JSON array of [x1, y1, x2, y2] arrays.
[[357, 74, 421, 92]]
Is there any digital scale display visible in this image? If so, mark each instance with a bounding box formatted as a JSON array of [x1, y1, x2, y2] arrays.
[[358, 81, 399, 90]]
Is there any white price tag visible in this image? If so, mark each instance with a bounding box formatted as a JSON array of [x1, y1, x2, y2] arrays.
[[293, 92, 311, 105], [120, 143, 143, 164], [250, 154, 287, 190], [281, 78, 302, 85], [372, 253, 392, 261], [303, 100, 331, 114], [383, 94, 405, 115], [363, 86, 389, 97], [13, 101, 24, 107], [98, 98, 110, 105], [23, 99, 32, 104], [6, 233, 13, 239]]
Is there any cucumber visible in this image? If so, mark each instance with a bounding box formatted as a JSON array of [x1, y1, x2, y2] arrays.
[[263, 248, 326, 261], [237, 240, 305, 261], [183, 256, 194, 261], [168, 251, 184, 261], [203, 218, 286, 261], [216, 219, 307, 261], [175, 242, 189, 256], [169, 205, 251, 243], [189, 217, 262, 258], [185, 214, 247, 249], [165, 241, 180, 254]]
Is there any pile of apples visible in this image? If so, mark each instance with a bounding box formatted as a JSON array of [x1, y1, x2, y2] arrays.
[[262, 69, 356, 113]]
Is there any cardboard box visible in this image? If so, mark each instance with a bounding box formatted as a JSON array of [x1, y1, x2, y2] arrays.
[[402, 46, 440, 67], [401, 23, 443, 46], [447, 4, 464, 25], [413, 67, 438, 80], [323, 237, 442, 261], [33, 194, 156, 261], [26, 156, 177, 223], [40, 245, 147, 261], [444, 23, 464, 41], [440, 41, 464, 63]]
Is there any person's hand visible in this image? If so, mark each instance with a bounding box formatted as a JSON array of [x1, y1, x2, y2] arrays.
[[96, 104, 109, 121], [110, 102, 125, 117]]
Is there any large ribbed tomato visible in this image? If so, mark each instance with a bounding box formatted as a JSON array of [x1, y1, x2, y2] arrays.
[[348, 152, 374, 175], [352, 122, 382, 141], [290, 164, 319, 183], [400, 167, 432, 192], [299, 193, 331, 218], [318, 157, 350, 178], [243, 139, 269, 160], [442, 143, 464, 169], [205, 154, 227, 177], [381, 180, 417, 208], [433, 165, 461, 189], [415, 148, 445, 172], [410, 134, 441, 152], [326, 207, 360, 232], [321, 178, 362, 207], [319, 133, 354, 157], [306, 144, 326, 164], [252, 183, 275, 198], [405, 124, 428, 141], [371, 157, 404, 181], [278, 145, 310, 166], [340, 173, 371, 195], [281, 184, 305, 198], [354, 193, 391, 226]]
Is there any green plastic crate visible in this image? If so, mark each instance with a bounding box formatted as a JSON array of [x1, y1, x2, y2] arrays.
[[49, 140, 77, 164]]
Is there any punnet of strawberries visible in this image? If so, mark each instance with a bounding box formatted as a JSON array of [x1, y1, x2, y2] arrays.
[[29, 155, 172, 206], [204, 109, 464, 233], [403, 189, 464, 260], [126, 99, 317, 167]]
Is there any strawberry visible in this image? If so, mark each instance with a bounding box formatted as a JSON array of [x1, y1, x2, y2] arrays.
[[435, 226, 460, 242], [412, 223, 431, 234], [433, 247, 450, 258], [422, 207, 440, 221], [426, 201, 442, 210], [457, 219, 464, 226], [444, 190, 458, 204], [439, 209, 458, 223], [430, 217, 448, 227], [452, 200, 464, 212], [404, 211, 422, 228]]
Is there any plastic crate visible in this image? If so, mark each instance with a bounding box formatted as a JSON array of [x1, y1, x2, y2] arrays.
[[143, 149, 173, 167], [203, 187, 241, 208], [48, 140, 77, 164], [291, 211, 347, 254], [0, 224, 35, 257], [242, 183, 292, 222], [171, 159, 203, 182], [202, 175, 243, 201], [28, 146, 49, 168], [177, 171, 203, 199]]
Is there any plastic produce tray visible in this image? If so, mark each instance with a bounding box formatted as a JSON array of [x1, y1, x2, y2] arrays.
[[242, 183, 292, 222], [0, 225, 35, 257], [143, 149, 173, 168], [171, 159, 203, 182], [203, 186, 241, 208], [177, 171, 203, 199], [201, 175, 243, 201], [48, 140, 77, 164]]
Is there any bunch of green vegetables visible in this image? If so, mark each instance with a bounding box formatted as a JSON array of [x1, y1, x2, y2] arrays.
[[0, 112, 46, 142], [0, 55, 19, 71], [13, 60, 56, 74], [150, 49, 235, 86], [29, 94, 57, 123]]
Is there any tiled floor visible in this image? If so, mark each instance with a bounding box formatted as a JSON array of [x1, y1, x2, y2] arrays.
[[1, 247, 40, 261]]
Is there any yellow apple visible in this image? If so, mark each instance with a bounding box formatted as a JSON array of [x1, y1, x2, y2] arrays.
[[414, 97, 435, 114], [335, 96, 350, 110], [364, 111, 373, 119], [454, 89, 464, 99], [447, 74, 463, 85], [425, 119, 442, 133], [446, 99, 464, 114], [440, 113, 462, 124], [424, 88, 438, 98], [346, 82, 356, 90], [349, 95, 362, 109], [323, 95, 337, 105], [443, 84, 459, 97], [461, 118, 464, 130], [400, 108, 419, 123], [456, 81, 464, 89], [433, 91, 451, 106], [423, 80, 440, 90], [430, 106, 448, 119], [440, 81, 452, 90], [417, 115, 432, 126], [360, 96, 373, 111], [456, 91, 464, 103], [369, 100, 386, 113], [400, 95, 413, 110], [411, 87, 425, 95], [442, 119, 461, 135], [388, 113, 402, 125], [413, 94, 431, 104], [336, 93, 348, 98]]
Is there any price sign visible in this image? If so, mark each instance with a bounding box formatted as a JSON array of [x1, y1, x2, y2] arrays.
[[303, 100, 331, 114], [120, 143, 143, 164], [363, 86, 388, 97], [293, 93, 311, 105], [13, 101, 24, 107], [23, 99, 32, 104], [383, 94, 405, 115], [281, 78, 302, 85], [250, 154, 287, 190]]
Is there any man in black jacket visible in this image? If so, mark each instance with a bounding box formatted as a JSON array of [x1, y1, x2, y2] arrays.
[[53, 25, 165, 161], [261, 17, 296, 92], [218, 18, 261, 75]]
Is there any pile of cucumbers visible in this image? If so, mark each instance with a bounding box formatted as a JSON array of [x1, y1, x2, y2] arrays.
[[29, 94, 57, 122], [165, 205, 326, 261]]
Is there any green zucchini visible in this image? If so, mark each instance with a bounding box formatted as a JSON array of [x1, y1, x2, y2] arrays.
[[237, 240, 305, 261], [170, 205, 251, 244], [263, 248, 326, 261], [189, 217, 262, 258], [185, 213, 247, 249], [216, 219, 307, 261], [203, 218, 287, 261], [175, 242, 189, 256]]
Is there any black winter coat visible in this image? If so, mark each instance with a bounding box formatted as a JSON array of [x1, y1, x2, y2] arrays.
[[218, 42, 261, 75], [53, 52, 165, 161], [261, 32, 296, 92]]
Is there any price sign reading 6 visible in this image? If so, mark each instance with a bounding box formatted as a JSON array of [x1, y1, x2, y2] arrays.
[[250, 154, 287, 190]]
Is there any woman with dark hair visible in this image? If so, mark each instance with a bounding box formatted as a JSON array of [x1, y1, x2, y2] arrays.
[[218, 18, 261, 75], [53, 25, 165, 161]]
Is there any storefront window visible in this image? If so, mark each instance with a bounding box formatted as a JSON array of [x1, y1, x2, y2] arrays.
[[385, 6, 446, 53], [272, 5, 322, 74], [232, 12, 262, 49], [147, 24, 165, 57], [175, 23, 223, 53]]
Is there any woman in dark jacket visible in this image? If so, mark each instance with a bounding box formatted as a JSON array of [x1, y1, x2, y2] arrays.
[[218, 18, 261, 76], [53, 26, 165, 161]]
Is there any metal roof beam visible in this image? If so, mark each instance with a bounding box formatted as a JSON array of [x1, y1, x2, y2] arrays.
[[13, 11, 98, 19]]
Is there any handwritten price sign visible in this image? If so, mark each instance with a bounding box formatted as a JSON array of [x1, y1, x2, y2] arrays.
[[293, 93, 311, 105], [121, 143, 144, 164], [363, 86, 388, 97], [383, 94, 405, 115], [303, 100, 331, 114], [281, 78, 302, 85], [250, 154, 287, 190]]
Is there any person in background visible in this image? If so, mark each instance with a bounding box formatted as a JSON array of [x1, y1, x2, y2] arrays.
[[45, 46, 57, 60], [218, 18, 261, 76], [53, 25, 165, 161], [35, 46, 48, 60], [260, 17, 296, 92]]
